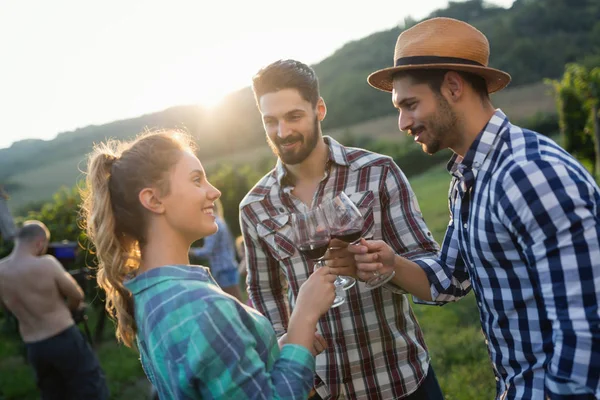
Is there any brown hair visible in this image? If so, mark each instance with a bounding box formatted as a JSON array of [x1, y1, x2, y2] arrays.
[[394, 69, 490, 100], [80, 130, 195, 347], [252, 59, 320, 108], [16, 220, 50, 243]]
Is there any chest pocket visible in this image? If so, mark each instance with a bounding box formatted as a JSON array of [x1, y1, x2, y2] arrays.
[[346, 190, 376, 240], [257, 214, 296, 261]]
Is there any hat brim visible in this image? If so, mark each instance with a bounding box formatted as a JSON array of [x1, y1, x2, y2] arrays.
[[367, 63, 511, 94]]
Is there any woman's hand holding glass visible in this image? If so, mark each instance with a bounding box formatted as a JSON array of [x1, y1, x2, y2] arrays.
[[294, 265, 339, 319]]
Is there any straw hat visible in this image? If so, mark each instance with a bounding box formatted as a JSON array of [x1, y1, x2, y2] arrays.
[[368, 17, 511, 93]]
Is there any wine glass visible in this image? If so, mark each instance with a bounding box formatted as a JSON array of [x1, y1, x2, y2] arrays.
[[324, 192, 395, 290], [320, 194, 359, 290], [291, 208, 345, 308]]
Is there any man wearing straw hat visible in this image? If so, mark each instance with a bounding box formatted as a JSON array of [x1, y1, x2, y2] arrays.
[[347, 17, 600, 399]]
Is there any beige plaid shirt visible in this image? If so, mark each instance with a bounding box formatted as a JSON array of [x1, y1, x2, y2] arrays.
[[240, 137, 440, 399]]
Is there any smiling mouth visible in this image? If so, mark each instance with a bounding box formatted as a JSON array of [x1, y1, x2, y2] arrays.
[[279, 141, 300, 150], [410, 128, 425, 142], [202, 207, 214, 215]]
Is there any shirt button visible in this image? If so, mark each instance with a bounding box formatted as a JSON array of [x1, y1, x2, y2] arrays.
[[463, 223, 468, 229], [495, 376, 500, 382]]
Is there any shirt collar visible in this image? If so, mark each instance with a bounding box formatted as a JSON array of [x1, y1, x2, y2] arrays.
[[124, 265, 213, 295], [275, 135, 350, 186], [447, 109, 508, 178]]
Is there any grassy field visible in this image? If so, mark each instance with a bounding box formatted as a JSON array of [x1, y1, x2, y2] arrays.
[[409, 166, 453, 240], [5, 153, 87, 210], [4, 80, 556, 212], [326, 81, 557, 142], [492, 81, 556, 120]]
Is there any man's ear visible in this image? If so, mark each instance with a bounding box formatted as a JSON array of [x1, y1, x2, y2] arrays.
[[316, 97, 327, 121], [442, 71, 465, 103], [139, 188, 165, 214], [37, 239, 48, 256]]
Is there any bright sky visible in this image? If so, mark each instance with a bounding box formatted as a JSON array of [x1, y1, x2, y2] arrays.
[[0, 0, 514, 150]]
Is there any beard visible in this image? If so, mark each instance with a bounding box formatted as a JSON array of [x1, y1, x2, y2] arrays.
[[267, 116, 320, 165], [414, 94, 459, 155]]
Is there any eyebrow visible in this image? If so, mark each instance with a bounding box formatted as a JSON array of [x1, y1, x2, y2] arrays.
[[394, 97, 417, 109], [190, 169, 205, 179], [263, 108, 306, 121]]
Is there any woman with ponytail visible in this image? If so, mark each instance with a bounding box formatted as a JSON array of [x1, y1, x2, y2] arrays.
[[81, 130, 336, 399]]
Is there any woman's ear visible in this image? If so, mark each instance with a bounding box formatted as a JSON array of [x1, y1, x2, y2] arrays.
[[139, 188, 165, 214]]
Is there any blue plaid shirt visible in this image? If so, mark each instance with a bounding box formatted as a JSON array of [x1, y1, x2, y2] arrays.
[[125, 265, 315, 399], [415, 110, 600, 399]]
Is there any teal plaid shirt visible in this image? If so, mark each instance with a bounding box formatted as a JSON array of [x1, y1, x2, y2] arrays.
[[125, 265, 315, 399]]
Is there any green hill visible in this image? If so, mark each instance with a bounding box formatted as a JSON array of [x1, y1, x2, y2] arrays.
[[2, 0, 598, 210]]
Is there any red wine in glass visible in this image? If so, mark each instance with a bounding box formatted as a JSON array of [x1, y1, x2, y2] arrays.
[[299, 239, 330, 260], [291, 208, 345, 308], [326, 192, 396, 290], [332, 228, 362, 244], [321, 192, 370, 290]]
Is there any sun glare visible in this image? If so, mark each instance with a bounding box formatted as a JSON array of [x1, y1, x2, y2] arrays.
[[197, 86, 228, 109], [126, 54, 249, 117]]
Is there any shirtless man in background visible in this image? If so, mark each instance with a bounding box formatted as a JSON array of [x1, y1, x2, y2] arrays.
[[0, 220, 109, 400]]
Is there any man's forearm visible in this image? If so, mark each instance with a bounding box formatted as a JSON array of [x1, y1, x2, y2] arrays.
[[66, 291, 84, 311], [66, 298, 82, 311], [390, 255, 433, 301]]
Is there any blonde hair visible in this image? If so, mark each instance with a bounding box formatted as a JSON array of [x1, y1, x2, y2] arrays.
[[80, 130, 195, 347]]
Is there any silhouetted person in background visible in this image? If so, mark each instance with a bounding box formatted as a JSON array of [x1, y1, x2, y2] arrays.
[[190, 198, 243, 301], [0, 185, 16, 241], [0, 220, 108, 400], [234, 235, 253, 307]]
